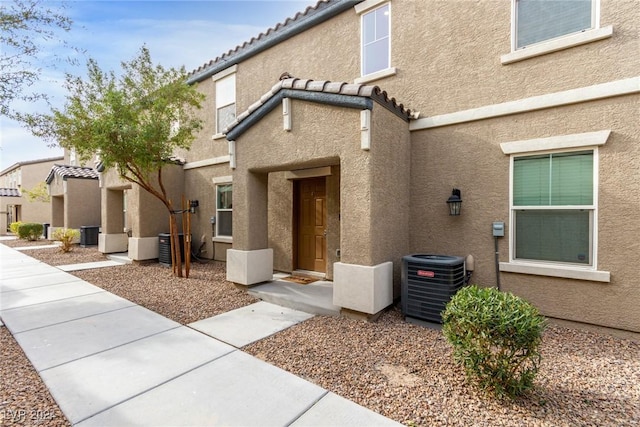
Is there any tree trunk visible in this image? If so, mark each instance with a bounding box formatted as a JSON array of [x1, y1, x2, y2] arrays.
[[169, 212, 182, 278]]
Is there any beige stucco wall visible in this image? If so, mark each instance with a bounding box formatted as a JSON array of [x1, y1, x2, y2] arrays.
[[0, 159, 60, 233], [64, 179, 101, 229], [369, 106, 411, 296], [199, 0, 638, 126], [127, 164, 184, 238], [378, 0, 638, 115], [100, 165, 184, 239], [409, 94, 640, 332], [231, 97, 410, 285], [183, 163, 232, 261]]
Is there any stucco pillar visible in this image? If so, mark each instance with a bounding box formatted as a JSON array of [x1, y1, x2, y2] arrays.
[[99, 188, 128, 253], [227, 169, 273, 285]]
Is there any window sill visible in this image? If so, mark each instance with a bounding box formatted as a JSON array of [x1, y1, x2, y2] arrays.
[[354, 67, 397, 84], [211, 133, 226, 140], [499, 261, 610, 282], [501, 26, 613, 65], [212, 236, 232, 244]]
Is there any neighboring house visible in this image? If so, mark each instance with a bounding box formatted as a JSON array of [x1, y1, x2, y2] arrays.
[[0, 156, 63, 235], [105, 0, 640, 336], [45, 162, 101, 238], [99, 162, 184, 260]]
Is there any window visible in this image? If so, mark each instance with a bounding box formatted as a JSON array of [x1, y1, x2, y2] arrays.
[[216, 74, 236, 134], [512, 150, 594, 265], [515, 0, 594, 49], [361, 3, 390, 76], [216, 183, 232, 238]]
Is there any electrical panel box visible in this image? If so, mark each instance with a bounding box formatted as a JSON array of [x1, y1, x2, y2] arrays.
[[492, 221, 505, 237]]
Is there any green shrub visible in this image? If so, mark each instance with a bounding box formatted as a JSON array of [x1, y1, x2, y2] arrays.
[[442, 285, 546, 399], [9, 221, 22, 235], [52, 228, 80, 252], [16, 223, 44, 241]]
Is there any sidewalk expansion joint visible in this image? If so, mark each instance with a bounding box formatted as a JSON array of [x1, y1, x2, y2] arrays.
[[10, 303, 136, 335], [285, 390, 330, 426], [38, 325, 183, 373], [73, 349, 238, 425]]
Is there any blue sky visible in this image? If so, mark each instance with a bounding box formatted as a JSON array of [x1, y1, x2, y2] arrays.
[[0, 0, 315, 171]]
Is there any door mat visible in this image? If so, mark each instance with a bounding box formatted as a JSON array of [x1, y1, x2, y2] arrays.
[[280, 275, 318, 285]]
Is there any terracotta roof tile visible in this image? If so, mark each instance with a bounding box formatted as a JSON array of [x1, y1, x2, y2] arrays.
[[324, 81, 347, 93], [45, 164, 99, 184], [0, 188, 20, 197], [224, 76, 416, 136]]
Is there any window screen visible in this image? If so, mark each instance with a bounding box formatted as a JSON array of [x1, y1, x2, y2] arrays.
[[513, 151, 594, 265], [516, 0, 593, 48]]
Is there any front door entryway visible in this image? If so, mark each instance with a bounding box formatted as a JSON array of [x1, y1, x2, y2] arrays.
[[296, 177, 327, 273]]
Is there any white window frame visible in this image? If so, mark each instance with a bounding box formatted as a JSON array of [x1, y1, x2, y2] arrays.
[[212, 65, 237, 139], [499, 130, 611, 282], [355, 0, 396, 84], [213, 176, 232, 243], [502, 0, 612, 65]]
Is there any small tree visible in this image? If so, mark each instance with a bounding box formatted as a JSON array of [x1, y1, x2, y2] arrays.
[[22, 181, 50, 202], [0, 0, 77, 119], [30, 46, 205, 276]]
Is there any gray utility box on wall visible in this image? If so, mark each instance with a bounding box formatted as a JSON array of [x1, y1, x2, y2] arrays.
[[401, 254, 466, 323]]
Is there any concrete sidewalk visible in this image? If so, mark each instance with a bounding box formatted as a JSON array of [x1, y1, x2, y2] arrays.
[[0, 244, 401, 426]]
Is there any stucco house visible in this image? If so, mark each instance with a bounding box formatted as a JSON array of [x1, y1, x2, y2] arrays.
[[0, 156, 63, 234], [100, 0, 639, 337], [45, 150, 101, 240]]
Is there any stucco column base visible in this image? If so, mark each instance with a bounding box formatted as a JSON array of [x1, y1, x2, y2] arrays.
[[128, 237, 159, 261], [333, 261, 393, 315], [98, 233, 128, 254], [226, 248, 274, 285]]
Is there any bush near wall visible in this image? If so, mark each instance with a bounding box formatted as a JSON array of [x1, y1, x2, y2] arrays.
[[9, 221, 22, 235], [16, 223, 43, 241], [442, 285, 547, 399], [52, 228, 80, 252]]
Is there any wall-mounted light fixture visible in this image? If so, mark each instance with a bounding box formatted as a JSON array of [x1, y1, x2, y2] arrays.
[[189, 200, 199, 214], [446, 188, 462, 216]]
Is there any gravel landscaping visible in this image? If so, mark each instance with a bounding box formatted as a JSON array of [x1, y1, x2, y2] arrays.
[[1, 242, 639, 426]]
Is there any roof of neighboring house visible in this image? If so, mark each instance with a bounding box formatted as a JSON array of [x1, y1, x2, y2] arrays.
[[0, 156, 65, 176], [225, 76, 417, 140], [45, 164, 99, 184], [0, 188, 21, 197], [187, 0, 362, 84]]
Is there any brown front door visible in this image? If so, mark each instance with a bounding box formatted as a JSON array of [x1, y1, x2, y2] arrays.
[[296, 177, 327, 273]]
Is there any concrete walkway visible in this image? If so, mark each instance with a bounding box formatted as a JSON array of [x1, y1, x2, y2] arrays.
[[0, 244, 401, 426]]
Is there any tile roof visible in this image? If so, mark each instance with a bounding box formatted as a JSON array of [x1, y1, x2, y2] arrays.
[[0, 188, 21, 197], [45, 164, 99, 184], [187, 0, 361, 84], [224, 76, 417, 138]]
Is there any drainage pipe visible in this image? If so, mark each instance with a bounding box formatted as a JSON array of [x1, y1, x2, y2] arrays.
[[494, 236, 501, 291]]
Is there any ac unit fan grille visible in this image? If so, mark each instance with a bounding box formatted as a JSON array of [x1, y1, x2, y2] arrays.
[[401, 255, 465, 323]]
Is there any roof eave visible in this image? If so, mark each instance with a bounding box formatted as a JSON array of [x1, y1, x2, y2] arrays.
[[186, 0, 362, 85]]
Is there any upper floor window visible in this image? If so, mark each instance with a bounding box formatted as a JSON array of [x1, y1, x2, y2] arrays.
[[514, 0, 595, 49], [215, 73, 236, 134], [362, 3, 390, 76], [512, 150, 595, 266]]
